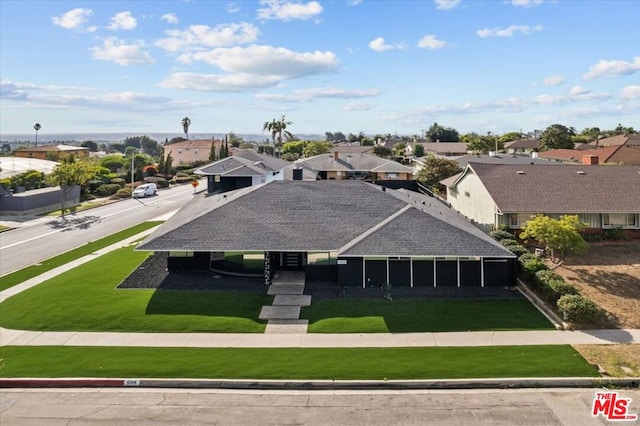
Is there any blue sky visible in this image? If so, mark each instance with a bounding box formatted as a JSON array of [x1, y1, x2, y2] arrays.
[[1, 0, 639, 138]]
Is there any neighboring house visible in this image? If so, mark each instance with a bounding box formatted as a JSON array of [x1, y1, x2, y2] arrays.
[[538, 146, 640, 165], [0, 157, 59, 179], [407, 142, 469, 157], [413, 153, 557, 172], [194, 151, 291, 193], [137, 181, 516, 288], [14, 144, 89, 161], [295, 152, 413, 181], [329, 145, 375, 155], [503, 139, 540, 154], [589, 134, 640, 147], [163, 139, 221, 165], [441, 163, 640, 237]]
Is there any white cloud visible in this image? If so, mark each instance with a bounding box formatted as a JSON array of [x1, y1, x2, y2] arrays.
[[542, 75, 565, 86], [417, 35, 446, 50], [583, 56, 640, 80], [186, 45, 339, 77], [158, 72, 282, 92], [621, 85, 640, 100], [161, 13, 178, 24], [108, 11, 137, 31], [257, 1, 323, 21], [570, 85, 589, 96], [90, 38, 154, 66], [368, 37, 406, 52], [227, 2, 241, 13], [347, 0, 363, 6], [511, 0, 544, 7], [344, 102, 375, 111], [257, 87, 381, 102], [52, 8, 93, 30], [155, 22, 259, 52], [476, 24, 543, 38], [433, 0, 461, 10]]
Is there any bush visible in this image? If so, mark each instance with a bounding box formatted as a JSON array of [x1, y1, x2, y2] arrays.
[[113, 188, 131, 198], [534, 270, 579, 303], [557, 294, 598, 323], [174, 175, 193, 184], [502, 243, 529, 257], [518, 253, 537, 264], [519, 257, 548, 281], [489, 230, 514, 241], [175, 172, 190, 178], [144, 176, 169, 188], [110, 178, 125, 188], [603, 227, 624, 241], [86, 179, 104, 193], [95, 184, 122, 197]]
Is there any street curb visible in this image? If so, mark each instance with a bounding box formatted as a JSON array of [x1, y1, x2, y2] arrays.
[[1, 377, 638, 390]]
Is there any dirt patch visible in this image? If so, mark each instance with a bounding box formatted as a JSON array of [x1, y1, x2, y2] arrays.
[[552, 243, 640, 328], [573, 344, 640, 377]]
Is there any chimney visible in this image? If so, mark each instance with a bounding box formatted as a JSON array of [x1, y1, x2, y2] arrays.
[[334, 151, 339, 161], [582, 155, 599, 165]]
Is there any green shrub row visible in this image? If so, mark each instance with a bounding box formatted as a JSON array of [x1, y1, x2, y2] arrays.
[[556, 294, 598, 323], [144, 176, 169, 188], [95, 183, 122, 197]]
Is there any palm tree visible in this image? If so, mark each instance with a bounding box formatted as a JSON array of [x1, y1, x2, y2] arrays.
[[181, 117, 191, 140], [34, 123, 41, 146], [262, 115, 293, 156]]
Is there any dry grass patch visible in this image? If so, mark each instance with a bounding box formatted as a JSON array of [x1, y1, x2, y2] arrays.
[[573, 344, 640, 377], [553, 243, 640, 328]]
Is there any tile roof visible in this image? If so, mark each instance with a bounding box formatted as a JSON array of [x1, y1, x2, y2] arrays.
[[299, 153, 412, 173], [163, 139, 217, 150], [538, 146, 619, 163], [454, 163, 640, 213], [138, 180, 513, 258], [590, 134, 640, 147]]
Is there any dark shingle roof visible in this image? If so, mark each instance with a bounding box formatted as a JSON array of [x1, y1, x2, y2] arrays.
[[453, 154, 559, 168], [503, 139, 540, 149], [300, 153, 412, 173], [459, 163, 640, 213], [195, 152, 290, 177], [138, 180, 513, 257]]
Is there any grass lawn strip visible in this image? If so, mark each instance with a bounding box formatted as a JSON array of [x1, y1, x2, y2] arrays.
[[0, 245, 270, 333], [0, 221, 162, 291], [0, 345, 597, 380], [302, 298, 553, 333]]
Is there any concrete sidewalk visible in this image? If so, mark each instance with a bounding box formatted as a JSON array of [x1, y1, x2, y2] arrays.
[[2, 327, 639, 348]]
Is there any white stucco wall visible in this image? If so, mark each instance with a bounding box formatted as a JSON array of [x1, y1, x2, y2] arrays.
[[251, 169, 285, 186], [446, 171, 497, 227]]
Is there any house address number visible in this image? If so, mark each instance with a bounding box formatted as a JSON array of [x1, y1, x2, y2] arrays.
[[337, 260, 347, 265], [124, 379, 140, 386]]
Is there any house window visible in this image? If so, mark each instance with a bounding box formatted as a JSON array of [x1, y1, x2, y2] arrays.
[[169, 251, 194, 257], [602, 214, 639, 228], [387, 173, 398, 179], [509, 213, 535, 229]]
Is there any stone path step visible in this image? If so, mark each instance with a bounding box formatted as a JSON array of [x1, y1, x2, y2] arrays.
[[273, 295, 311, 306], [268, 284, 305, 295], [259, 305, 301, 321], [264, 320, 309, 334]]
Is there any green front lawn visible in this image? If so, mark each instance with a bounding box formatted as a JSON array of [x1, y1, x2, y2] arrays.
[[0, 221, 163, 291], [301, 298, 553, 333], [0, 345, 597, 380], [0, 245, 270, 333]]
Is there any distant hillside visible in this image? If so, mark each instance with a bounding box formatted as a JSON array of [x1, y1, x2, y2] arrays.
[[0, 132, 324, 144]]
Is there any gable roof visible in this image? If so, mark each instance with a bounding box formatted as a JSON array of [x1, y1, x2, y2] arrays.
[[590, 134, 640, 147], [14, 144, 89, 153], [503, 139, 540, 150], [194, 151, 291, 177], [138, 180, 513, 258], [538, 146, 619, 163], [418, 142, 468, 155], [163, 139, 217, 150], [299, 153, 412, 173], [452, 153, 558, 168], [450, 163, 640, 214]]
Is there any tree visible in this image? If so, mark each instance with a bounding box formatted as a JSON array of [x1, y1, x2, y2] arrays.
[[263, 115, 293, 156], [80, 140, 98, 152], [415, 155, 463, 193], [540, 124, 575, 150], [303, 141, 332, 157], [519, 214, 587, 262], [1, 143, 11, 154], [100, 155, 126, 172], [426, 122, 459, 142], [413, 144, 424, 157], [33, 123, 41, 146], [580, 127, 601, 142], [498, 131, 522, 143], [181, 117, 191, 140], [463, 132, 503, 154], [209, 142, 217, 162], [282, 141, 305, 157], [46, 158, 98, 218], [227, 132, 243, 147], [373, 145, 392, 158]]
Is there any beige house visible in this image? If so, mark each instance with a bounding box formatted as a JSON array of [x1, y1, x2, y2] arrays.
[[441, 162, 640, 238], [163, 139, 222, 165], [14, 144, 90, 161]]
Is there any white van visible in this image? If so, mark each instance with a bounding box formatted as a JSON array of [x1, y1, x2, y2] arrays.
[[133, 183, 157, 198]]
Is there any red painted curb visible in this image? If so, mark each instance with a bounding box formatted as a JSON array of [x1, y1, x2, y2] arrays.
[[0, 379, 125, 388]]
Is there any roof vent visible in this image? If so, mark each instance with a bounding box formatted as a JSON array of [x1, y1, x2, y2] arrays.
[[253, 161, 263, 166], [577, 170, 585, 175], [517, 170, 525, 174]]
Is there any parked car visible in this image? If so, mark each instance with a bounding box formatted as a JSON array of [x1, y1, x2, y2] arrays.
[[133, 183, 157, 198]]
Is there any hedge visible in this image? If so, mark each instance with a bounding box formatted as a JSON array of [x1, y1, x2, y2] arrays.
[[110, 178, 126, 188], [96, 184, 122, 197], [489, 230, 514, 241], [557, 294, 598, 323], [113, 188, 132, 198], [534, 270, 579, 304], [502, 243, 529, 257], [144, 176, 169, 188]]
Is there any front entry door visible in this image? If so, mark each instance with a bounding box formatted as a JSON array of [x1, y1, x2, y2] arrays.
[[278, 252, 306, 270]]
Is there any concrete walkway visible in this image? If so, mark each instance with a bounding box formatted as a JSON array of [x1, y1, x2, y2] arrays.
[[1, 224, 639, 349]]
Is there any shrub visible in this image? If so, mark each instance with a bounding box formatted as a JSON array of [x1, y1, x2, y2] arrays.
[[519, 258, 548, 281], [556, 294, 598, 323], [110, 178, 125, 188], [502, 243, 528, 257], [113, 188, 131, 198], [603, 227, 624, 241], [174, 175, 193, 184], [518, 253, 537, 264], [499, 238, 519, 247], [534, 270, 579, 303], [95, 184, 121, 197], [175, 172, 190, 178], [144, 176, 169, 188], [489, 230, 514, 241]]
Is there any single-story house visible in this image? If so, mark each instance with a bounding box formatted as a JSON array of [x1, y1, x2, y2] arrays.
[[539, 145, 640, 165], [503, 139, 540, 154], [14, 144, 90, 161], [194, 151, 291, 193], [329, 145, 375, 155], [589, 134, 640, 147], [295, 152, 413, 181], [137, 181, 516, 288], [441, 162, 640, 237], [407, 142, 469, 157]]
